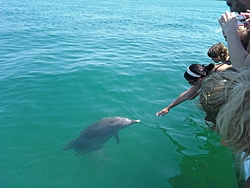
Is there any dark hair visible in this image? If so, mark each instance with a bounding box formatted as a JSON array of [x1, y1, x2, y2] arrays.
[[184, 63, 215, 81]]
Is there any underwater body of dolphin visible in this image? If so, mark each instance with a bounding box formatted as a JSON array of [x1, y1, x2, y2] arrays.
[[63, 117, 140, 154]]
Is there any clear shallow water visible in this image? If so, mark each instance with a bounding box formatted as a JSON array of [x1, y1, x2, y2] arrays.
[[0, 0, 240, 187]]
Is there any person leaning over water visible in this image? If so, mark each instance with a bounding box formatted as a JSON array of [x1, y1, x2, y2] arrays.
[[207, 42, 231, 64], [156, 63, 231, 117], [199, 67, 250, 187]]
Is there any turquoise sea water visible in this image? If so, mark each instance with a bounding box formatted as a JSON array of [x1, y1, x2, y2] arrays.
[[0, 0, 241, 187]]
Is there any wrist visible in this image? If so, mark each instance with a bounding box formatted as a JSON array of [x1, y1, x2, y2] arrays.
[[167, 106, 172, 110]]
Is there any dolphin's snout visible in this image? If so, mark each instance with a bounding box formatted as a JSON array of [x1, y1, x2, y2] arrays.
[[133, 119, 140, 123]]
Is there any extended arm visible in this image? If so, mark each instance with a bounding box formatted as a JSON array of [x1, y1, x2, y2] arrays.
[[156, 85, 199, 116]]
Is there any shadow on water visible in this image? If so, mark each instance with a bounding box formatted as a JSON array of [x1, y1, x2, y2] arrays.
[[155, 120, 241, 188]]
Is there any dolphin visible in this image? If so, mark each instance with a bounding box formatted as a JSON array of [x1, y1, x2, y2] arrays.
[[63, 117, 140, 154]]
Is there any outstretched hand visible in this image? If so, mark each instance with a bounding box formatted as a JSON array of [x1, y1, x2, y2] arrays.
[[156, 108, 169, 116]]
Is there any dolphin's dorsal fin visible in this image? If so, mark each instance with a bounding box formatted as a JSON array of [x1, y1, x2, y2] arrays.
[[114, 133, 120, 144]]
